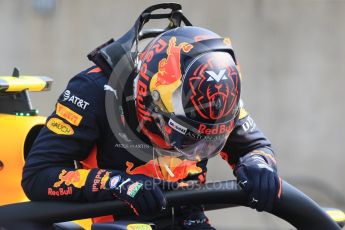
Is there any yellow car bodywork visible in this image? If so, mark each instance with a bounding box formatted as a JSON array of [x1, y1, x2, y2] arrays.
[[0, 114, 46, 205], [0, 113, 92, 228], [0, 73, 92, 228]]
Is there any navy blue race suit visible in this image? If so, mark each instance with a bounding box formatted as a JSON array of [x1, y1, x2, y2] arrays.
[[22, 66, 277, 227]]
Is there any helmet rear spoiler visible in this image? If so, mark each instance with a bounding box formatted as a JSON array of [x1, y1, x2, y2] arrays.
[[87, 3, 192, 77]]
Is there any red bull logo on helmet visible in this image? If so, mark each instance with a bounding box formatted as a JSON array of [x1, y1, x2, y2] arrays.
[[136, 36, 194, 123], [136, 39, 166, 123], [153, 37, 193, 87], [149, 37, 193, 113], [198, 122, 235, 135]]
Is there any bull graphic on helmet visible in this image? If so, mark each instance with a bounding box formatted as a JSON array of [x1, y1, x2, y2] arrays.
[[149, 37, 193, 113]]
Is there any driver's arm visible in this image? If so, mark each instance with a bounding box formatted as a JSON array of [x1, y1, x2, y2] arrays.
[[22, 69, 168, 216], [22, 69, 114, 202], [221, 104, 281, 212]]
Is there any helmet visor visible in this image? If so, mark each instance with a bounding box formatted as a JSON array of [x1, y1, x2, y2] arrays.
[[152, 112, 237, 161]]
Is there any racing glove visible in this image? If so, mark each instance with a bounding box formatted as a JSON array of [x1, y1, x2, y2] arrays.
[[234, 151, 282, 212], [106, 173, 175, 216]]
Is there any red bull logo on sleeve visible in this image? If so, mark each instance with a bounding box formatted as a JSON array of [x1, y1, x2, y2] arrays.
[[53, 169, 89, 188], [92, 169, 111, 192], [48, 187, 73, 196]]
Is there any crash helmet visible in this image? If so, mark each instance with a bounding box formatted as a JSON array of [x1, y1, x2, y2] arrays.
[[134, 26, 241, 161]]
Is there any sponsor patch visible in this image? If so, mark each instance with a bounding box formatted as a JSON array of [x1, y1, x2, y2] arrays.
[[168, 119, 187, 135], [104, 85, 118, 99], [92, 169, 106, 192], [241, 116, 255, 132], [47, 118, 74, 135], [100, 171, 111, 190], [206, 69, 227, 82], [63, 89, 71, 101], [114, 143, 150, 149], [127, 182, 143, 198], [109, 175, 121, 189], [62, 90, 90, 109], [56, 103, 83, 126], [117, 178, 131, 194], [53, 169, 89, 188], [48, 187, 73, 196], [198, 122, 234, 135]]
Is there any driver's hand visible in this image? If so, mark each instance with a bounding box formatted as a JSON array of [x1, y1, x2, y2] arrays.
[[106, 173, 176, 216], [235, 153, 282, 212]]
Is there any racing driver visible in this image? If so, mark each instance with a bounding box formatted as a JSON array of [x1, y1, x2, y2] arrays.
[[22, 12, 282, 230]]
